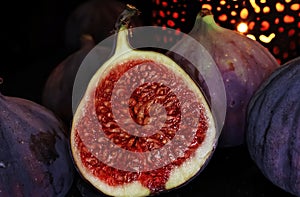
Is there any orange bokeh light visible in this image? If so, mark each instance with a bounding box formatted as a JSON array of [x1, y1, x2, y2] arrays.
[[237, 22, 248, 33], [240, 8, 248, 19], [283, 15, 295, 23], [276, 3, 285, 12]]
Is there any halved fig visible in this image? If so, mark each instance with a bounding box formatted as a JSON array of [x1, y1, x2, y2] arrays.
[[70, 5, 217, 196]]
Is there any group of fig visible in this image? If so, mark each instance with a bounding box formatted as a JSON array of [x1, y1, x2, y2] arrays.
[[1, 1, 299, 197]]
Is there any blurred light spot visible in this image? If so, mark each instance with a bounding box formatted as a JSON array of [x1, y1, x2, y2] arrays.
[[231, 11, 237, 16], [285, 0, 292, 3], [263, 6, 270, 13], [162, 1, 168, 7], [260, 21, 270, 31], [273, 46, 280, 55], [219, 14, 228, 21], [247, 34, 256, 40], [230, 19, 236, 24], [250, 0, 261, 13], [167, 20, 175, 27], [159, 10, 165, 17], [260, 0, 266, 3], [276, 3, 285, 12], [202, 4, 212, 10], [275, 18, 280, 24], [173, 12, 179, 19], [283, 15, 295, 23], [288, 29, 295, 36], [240, 8, 248, 19], [220, 0, 226, 5], [248, 21, 255, 30], [290, 4, 299, 11], [259, 33, 275, 43], [278, 27, 284, 33], [237, 22, 248, 33]]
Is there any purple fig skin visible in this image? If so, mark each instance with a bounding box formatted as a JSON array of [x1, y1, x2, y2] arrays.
[[0, 93, 74, 196], [42, 35, 96, 125], [170, 10, 280, 147], [42, 35, 112, 127], [246, 56, 300, 196]]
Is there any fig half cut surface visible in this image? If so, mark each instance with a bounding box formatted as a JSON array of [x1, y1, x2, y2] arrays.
[[70, 5, 217, 197]]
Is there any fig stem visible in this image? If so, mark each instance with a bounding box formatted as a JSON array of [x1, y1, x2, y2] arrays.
[[114, 4, 141, 33], [113, 4, 140, 55], [190, 8, 221, 34], [199, 8, 213, 17]]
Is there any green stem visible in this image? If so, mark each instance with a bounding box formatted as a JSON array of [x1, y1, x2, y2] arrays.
[[114, 4, 141, 33], [191, 8, 222, 34], [199, 8, 213, 17], [113, 4, 141, 54]]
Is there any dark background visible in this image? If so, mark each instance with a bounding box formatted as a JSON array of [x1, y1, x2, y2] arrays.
[[0, 0, 298, 103], [0, 0, 298, 196]]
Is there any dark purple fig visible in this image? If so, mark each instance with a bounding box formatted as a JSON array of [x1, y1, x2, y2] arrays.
[[42, 35, 111, 126], [247, 56, 300, 197], [0, 91, 74, 196]]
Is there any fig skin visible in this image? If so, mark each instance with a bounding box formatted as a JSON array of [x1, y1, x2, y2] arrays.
[[42, 35, 111, 127], [246, 56, 300, 197], [0, 92, 74, 196], [168, 9, 280, 147]]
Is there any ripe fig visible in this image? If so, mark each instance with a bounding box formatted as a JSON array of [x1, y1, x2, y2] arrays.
[[42, 35, 110, 126], [247, 56, 300, 197], [168, 9, 280, 147], [70, 5, 218, 196], [0, 91, 74, 196]]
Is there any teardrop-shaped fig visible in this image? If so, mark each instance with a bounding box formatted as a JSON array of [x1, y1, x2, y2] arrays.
[[168, 9, 280, 147], [70, 5, 218, 196]]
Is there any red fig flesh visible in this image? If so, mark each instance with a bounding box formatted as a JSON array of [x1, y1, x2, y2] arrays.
[[71, 5, 217, 196]]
